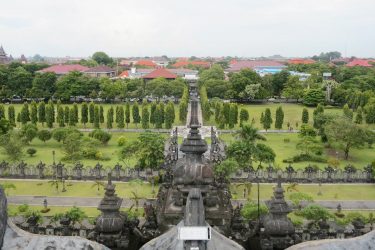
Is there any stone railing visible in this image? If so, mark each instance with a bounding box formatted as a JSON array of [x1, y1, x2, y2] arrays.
[[0, 161, 373, 183]]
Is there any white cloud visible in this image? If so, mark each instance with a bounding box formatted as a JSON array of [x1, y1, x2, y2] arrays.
[[0, 0, 374, 57]]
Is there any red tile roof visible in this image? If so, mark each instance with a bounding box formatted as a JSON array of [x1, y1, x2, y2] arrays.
[[38, 64, 89, 74], [119, 71, 129, 78], [172, 61, 210, 68], [135, 60, 157, 67], [346, 59, 373, 67], [288, 58, 315, 65], [142, 68, 177, 79], [228, 60, 286, 71], [84, 66, 114, 73]]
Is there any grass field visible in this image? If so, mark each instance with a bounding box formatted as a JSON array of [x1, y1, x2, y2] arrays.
[[219, 133, 375, 169], [4, 103, 184, 129], [2, 180, 375, 201], [205, 103, 375, 130], [0, 132, 154, 166]]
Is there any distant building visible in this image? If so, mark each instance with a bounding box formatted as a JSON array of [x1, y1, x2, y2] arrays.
[[37, 64, 89, 76], [135, 60, 158, 68], [84, 66, 116, 78], [346, 59, 374, 67], [0, 46, 12, 64], [118, 68, 198, 80], [142, 68, 177, 81], [227, 60, 287, 75], [20, 54, 27, 64], [289, 71, 311, 81], [288, 58, 315, 65], [172, 60, 210, 68]]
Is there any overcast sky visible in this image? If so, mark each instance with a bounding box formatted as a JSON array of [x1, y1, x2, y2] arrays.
[[1, 0, 375, 58]]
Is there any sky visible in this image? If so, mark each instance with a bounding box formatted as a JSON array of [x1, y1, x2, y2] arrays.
[[1, 0, 375, 58]]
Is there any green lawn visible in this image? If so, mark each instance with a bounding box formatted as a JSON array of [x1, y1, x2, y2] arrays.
[[0, 132, 168, 167], [206, 103, 375, 130], [230, 183, 375, 200], [1, 180, 158, 199], [219, 133, 375, 169], [5, 103, 183, 129], [2, 180, 375, 201]]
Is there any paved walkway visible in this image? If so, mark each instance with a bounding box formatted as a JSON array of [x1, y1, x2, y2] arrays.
[[7, 195, 375, 210]]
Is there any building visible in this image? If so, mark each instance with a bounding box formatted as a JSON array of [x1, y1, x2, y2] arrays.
[[227, 60, 287, 75], [0, 46, 12, 64], [172, 60, 211, 68], [288, 58, 315, 65], [119, 68, 199, 80], [37, 64, 90, 76], [135, 60, 158, 68], [142, 68, 177, 81], [84, 66, 116, 78], [20, 54, 27, 64], [346, 59, 374, 67]]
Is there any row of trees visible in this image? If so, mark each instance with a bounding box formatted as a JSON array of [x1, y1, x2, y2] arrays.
[[7, 100, 179, 129]]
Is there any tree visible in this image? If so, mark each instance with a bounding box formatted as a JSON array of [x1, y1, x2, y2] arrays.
[[213, 159, 239, 181], [125, 102, 130, 128], [61, 132, 82, 161], [89, 102, 95, 124], [30, 72, 57, 98], [272, 70, 290, 96], [27, 148, 37, 157], [20, 124, 38, 144], [365, 101, 375, 124], [99, 106, 104, 124], [150, 102, 157, 126], [7, 66, 33, 96], [89, 129, 112, 145], [37, 102, 46, 126], [299, 204, 333, 222], [263, 108, 272, 131], [239, 108, 249, 126], [37, 130, 52, 143], [106, 106, 114, 129], [228, 104, 237, 128], [69, 107, 76, 126], [94, 106, 100, 128], [30, 101, 38, 125], [275, 106, 284, 129], [355, 106, 363, 124], [154, 104, 163, 129], [325, 117, 372, 159], [282, 75, 304, 100], [313, 103, 325, 129], [141, 102, 150, 129], [8, 105, 16, 127], [343, 103, 353, 120], [164, 101, 175, 129], [132, 102, 140, 128], [45, 101, 54, 128], [254, 143, 275, 166], [303, 89, 325, 106], [0, 131, 24, 161], [57, 106, 65, 127], [81, 102, 88, 127], [92, 51, 113, 65], [64, 106, 70, 124], [116, 106, 124, 128], [20, 102, 30, 125], [0, 119, 11, 135], [302, 108, 309, 124], [236, 124, 266, 142]]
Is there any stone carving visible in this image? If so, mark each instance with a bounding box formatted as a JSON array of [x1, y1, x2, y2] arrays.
[[16, 161, 27, 178], [36, 161, 46, 179]]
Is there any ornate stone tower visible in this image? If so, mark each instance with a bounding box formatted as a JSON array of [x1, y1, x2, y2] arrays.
[[155, 95, 232, 234], [262, 177, 295, 249]]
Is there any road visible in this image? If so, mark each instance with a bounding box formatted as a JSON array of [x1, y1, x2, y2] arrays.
[[7, 195, 375, 210]]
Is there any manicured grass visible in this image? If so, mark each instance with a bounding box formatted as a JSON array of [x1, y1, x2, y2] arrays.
[[287, 210, 375, 222], [5, 103, 183, 129], [1, 180, 159, 199], [206, 103, 375, 130], [3, 180, 375, 201], [219, 133, 375, 169], [230, 183, 375, 200], [7, 204, 145, 218], [0, 132, 168, 167]]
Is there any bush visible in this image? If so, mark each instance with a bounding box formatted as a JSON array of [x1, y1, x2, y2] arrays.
[[18, 204, 30, 213], [40, 208, 51, 213], [20, 124, 38, 143], [89, 129, 112, 145], [26, 148, 37, 157], [291, 217, 303, 227], [283, 154, 327, 163], [117, 136, 126, 146], [37, 130, 52, 143], [283, 138, 290, 143], [52, 128, 82, 142], [241, 201, 269, 220]]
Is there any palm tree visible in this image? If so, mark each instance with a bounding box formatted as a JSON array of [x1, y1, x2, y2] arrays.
[[91, 180, 104, 195], [236, 124, 266, 142], [48, 178, 60, 193]]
